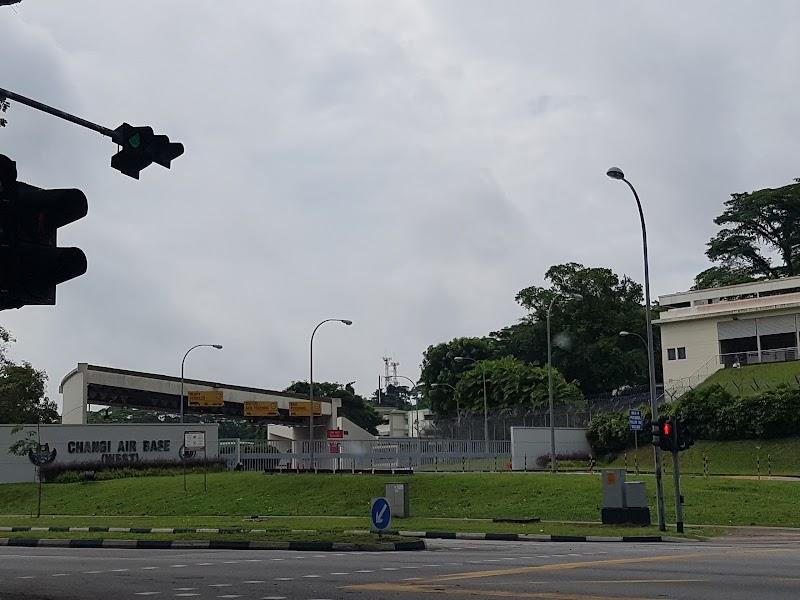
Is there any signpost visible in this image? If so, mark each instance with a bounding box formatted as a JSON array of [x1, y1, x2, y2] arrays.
[[327, 429, 344, 439], [370, 497, 392, 534], [182, 430, 207, 492], [289, 401, 322, 417], [629, 409, 643, 475], [188, 390, 224, 407], [244, 401, 279, 417]]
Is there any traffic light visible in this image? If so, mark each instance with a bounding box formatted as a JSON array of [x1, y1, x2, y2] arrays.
[[652, 416, 675, 452], [111, 123, 184, 179], [0, 154, 87, 310], [675, 419, 695, 452]]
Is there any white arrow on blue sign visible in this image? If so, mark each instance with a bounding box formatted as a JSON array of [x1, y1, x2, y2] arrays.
[[370, 497, 392, 532]]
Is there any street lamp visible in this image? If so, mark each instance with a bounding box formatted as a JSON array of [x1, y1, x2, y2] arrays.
[[309, 318, 352, 468], [620, 330, 647, 345], [547, 292, 582, 473], [453, 356, 489, 450], [180, 344, 223, 424], [607, 165, 666, 532]]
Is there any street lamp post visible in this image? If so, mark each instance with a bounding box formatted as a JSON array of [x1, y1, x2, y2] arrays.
[[309, 318, 352, 469], [453, 357, 489, 450], [607, 166, 666, 532], [180, 344, 223, 424], [547, 292, 583, 473], [393, 375, 423, 438]]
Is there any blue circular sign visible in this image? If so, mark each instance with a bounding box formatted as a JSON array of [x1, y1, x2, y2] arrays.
[[370, 498, 392, 531]]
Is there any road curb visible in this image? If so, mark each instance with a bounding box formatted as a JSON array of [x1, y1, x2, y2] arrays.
[[0, 537, 426, 552], [0, 526, 683, 544]]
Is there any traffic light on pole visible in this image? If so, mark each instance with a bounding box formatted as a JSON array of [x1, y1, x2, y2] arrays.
[[111, 123, 184, 179], [675, 419, 695, 452], [0, 154, 87, 310], [655, 416, 676, 452]]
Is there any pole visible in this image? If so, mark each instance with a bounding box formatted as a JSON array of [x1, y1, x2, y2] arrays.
[[634, 430, 639, 475], [0, 86, 119, 141], [673, 448, 684, 533], [547, 298, 555, 472], [623, 177, 666, 532], [481, 367, 489, 452]]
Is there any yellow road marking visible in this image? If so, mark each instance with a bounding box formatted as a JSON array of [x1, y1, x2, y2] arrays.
[[342, 582, 655, 600]]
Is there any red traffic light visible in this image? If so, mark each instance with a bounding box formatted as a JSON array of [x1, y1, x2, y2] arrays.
[[662, 422, 672, 436]]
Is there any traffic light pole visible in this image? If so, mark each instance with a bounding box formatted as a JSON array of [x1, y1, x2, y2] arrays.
[[0, 86, 121, 143], [672, 448, 684, 533]]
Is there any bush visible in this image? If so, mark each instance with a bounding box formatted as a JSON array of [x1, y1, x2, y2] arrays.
[[39, 457, 228, 483], [586, 405, 654, 457]]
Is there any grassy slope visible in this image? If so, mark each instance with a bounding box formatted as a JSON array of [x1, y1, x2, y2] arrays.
[[696, 360, 800, 395], [603, 437, 800, 476], [0, 471, 797, 528]]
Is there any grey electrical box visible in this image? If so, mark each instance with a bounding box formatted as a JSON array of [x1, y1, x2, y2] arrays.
[[384, 482, 410, 518], [625, 482, 647, 508], [601, 469, 626, 509]]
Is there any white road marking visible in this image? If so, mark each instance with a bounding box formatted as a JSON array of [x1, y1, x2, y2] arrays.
[[84, 571, 102, 574], [380, 567, 399, 571], [51, 573, 68, 577], [18, 576, 35, 579], [355, 570, 374, 573], [302, 574, 321, 578], [243, 580, 266, 583], [111, 568, 129, 572], [209, 583, 232, 587], [196, 562, 214, 566], [170, 564, 188, 568], [330, 572, 349, 575], [270, 558, 284, 561], [134, 593, 160, 596], [223, 561, 238, 564], [274, 577, 293, 581], [142, 566, 159, 570]]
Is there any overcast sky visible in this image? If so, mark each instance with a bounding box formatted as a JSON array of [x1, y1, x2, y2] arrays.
[[1, 1, 799, 409]]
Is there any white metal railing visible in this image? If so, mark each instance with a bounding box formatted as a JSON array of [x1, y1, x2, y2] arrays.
[[719, 347, 799, 367], [219, 438, 512, 472]]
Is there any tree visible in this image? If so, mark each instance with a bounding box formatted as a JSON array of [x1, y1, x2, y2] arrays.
[[455, 356, 583, 415], [0, 326, 58, 425], [418, 337, 497, 415], [283, 381, 383, 435], [370, 384, 413, 409], [694, 180, 800, 289], [501, 263, 658, 395]]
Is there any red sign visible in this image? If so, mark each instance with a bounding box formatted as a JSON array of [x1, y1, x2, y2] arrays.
[[327, 429, 344, 439], [329, 442, 340, 454]]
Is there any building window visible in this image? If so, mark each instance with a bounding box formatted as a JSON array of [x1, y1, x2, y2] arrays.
[[677, 347, 686, 360], [667, 348, 676, 361]]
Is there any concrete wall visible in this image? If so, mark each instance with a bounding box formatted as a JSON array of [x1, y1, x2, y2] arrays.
[[660, 317, 722, 392], [510, 427, 591, 471], [0, 424, 219, 483]]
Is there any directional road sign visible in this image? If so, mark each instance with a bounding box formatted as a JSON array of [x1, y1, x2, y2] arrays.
[[629, 409, 643, 431], [188, 390, 224, 407], [370, 497, 392, 532]]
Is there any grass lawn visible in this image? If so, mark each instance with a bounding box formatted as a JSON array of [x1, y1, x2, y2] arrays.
[[0, 471, 797, 530], [696, 361, 800, 395], [603, 437, 800, 476]]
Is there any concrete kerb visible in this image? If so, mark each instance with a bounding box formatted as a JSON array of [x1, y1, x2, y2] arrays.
[[0, 526, 684, 545]]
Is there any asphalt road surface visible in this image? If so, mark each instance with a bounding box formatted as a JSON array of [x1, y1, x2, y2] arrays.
[[2, 537, 800, 600]]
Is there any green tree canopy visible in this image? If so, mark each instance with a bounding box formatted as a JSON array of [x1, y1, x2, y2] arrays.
[[284, 381, 383, 435], [502, 263, 658, 395], [694, 179, 800, 289], [0, 327, 58, 425]]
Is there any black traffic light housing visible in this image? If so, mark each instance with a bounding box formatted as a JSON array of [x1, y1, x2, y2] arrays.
[[111, 123, 184, 179], [675, 419, 695, 452], [652, 416, 676, 452], [0, 154, 87, 309]]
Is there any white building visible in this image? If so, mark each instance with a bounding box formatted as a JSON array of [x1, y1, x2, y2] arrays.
[[656, 276, 800, 397]]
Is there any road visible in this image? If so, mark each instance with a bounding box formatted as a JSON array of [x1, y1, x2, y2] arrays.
[[2, 537, 799, 600]]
